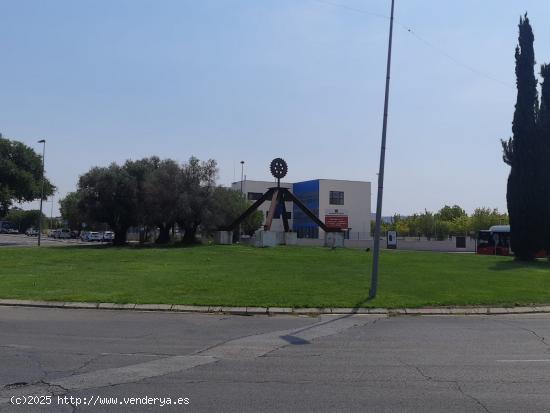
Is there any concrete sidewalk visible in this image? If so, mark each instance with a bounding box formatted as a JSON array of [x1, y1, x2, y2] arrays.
[[1, 298, 549, 316]]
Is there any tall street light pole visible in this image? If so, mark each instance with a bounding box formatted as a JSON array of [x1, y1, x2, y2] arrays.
[[50, 193, 55, 230], [370, 0, 395, 299], [240, 161, 245, 196], [37, 139, 46, 247], [239, 161, 245, 240]]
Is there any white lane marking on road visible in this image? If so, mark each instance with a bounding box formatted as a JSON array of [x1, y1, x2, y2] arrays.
[[51, 355, 216, 391], [0, 314, 379, 404], [200, 315, 375, 360], [1, 344, 33, 349], [99, 352, 167, 357], [497, 359, 550, 362], [0, 355, 216, 405]]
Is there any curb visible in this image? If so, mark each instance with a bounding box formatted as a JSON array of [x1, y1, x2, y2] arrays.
[[1, 299, 550, 316]]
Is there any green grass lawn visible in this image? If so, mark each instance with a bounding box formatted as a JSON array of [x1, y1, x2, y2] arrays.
[[1, 244, 550, 308]]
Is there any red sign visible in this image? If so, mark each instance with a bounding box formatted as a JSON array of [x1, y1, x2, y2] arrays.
[[325, 215, 348, 229]]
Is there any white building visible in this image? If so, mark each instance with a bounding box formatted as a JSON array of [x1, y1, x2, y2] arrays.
[[231, 179, 371, 239]]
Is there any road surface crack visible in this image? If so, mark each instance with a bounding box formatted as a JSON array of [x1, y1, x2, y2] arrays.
[[398, 359, 492, 412], [492, 319, 550, 349], [455, 382, 492, 413], [70, 354, 104, 376]]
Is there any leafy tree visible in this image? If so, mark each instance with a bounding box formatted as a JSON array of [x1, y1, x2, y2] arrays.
[[434, 220, 451, 240], [123, 157, 160, 228], [5, 208, 47, 233], [406, 214, 422, 238], [202, 187, 263, 236], [417, 210, 436, 240], [395, 220, 409, 236], [142, 159, 180, 243], [78, 164, 138, 245], [59, 192, 85, 232], [450, 215, 471, 236], [470, 208, 508, 234], [175, 157, 218, 244], [74, 156, 227, 245], [437, 205, 466, 222], [502, 15, 541, 260], [0, 134, 54, 216]]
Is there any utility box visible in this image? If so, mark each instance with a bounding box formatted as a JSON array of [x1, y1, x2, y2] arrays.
[[324, 232, 345, 248], [387, 231, 397, 249], [214, 231, 233, 245]]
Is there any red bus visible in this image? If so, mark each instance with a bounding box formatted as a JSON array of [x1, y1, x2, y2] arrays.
[[477, 225, 511, 256]]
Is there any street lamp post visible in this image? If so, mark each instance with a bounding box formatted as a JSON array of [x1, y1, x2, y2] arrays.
[[37, 139, 46, 247], [239, 161, 245, 240], [370, 0, 395, 299], [240, 161, 245, 196], [50, 195, 54, 230]]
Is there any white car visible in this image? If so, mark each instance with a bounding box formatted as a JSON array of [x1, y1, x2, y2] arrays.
[[81, 231, 102, 242], [25, 228, 39, 236], [102, 231, 114, 241]]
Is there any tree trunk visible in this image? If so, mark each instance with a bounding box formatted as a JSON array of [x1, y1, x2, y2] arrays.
[[181, 226, 197, 244], [156, 224, 171, 244], [113, 228, 128, 246]]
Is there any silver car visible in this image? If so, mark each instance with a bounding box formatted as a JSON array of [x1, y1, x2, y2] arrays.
[[102, 231, 114, 241]]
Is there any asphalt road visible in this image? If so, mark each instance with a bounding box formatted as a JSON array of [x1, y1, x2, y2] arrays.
[[2, 307, 550, 412]]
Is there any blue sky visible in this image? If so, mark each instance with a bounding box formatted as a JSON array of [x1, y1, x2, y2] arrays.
[[2, 0, 550, 216]]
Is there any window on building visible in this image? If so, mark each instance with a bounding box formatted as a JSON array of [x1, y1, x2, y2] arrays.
[[329, 191, 344, 205], [248, 192, 263, 201]]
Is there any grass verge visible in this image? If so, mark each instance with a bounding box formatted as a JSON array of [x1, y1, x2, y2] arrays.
[[1, 244, 550, 308]]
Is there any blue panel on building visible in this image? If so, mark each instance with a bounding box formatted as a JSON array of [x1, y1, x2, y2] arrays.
[[292, 180, 320, 238]]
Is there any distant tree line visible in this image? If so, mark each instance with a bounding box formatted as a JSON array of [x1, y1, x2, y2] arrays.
[[502, 15, 550, 260], [372, 205, 508, 240], [59, 156, 262, 245], [3, 208, 48, 232]]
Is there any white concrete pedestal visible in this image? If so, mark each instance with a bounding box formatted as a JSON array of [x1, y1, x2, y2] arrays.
[[284, 232, 298, 245], [214, 231, 233, 245], [255, 231, 278, 247]]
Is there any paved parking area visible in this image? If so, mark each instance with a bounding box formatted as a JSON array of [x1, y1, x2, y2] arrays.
[[0, 234, 98, 247]]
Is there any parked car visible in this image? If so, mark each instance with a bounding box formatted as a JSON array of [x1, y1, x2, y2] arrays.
[[0, 221, 13, 234], [25, 228, 39, 236], [102, 231, 114, 242], [55, 229, 71, 239], [7, 228, 19, 234], [90, 232, 102, 241], [81, 231, 102, 242]]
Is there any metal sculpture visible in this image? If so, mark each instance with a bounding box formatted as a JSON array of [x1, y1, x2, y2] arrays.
[[270, 158, 287, 186], [223, 158, 340, 234]]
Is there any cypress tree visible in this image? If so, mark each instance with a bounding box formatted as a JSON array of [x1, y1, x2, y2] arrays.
[[502, 14, 540, 260], [539, 64, 550, 253]]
